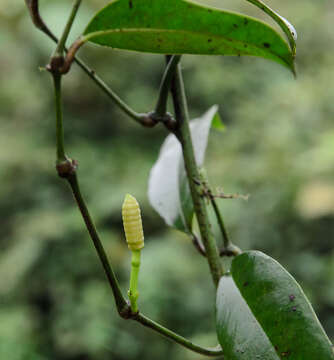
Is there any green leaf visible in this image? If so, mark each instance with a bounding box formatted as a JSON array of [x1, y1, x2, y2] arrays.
[[217, 275, 279, 359], [216, 251, 334, 359], [211, 111, 225, 132], [148, 106, 220, 233], [83, 0, 295, 72], [245, 0, 297, 56]]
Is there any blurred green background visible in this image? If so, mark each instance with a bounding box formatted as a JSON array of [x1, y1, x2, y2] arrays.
[[1, 0, 333, 359]]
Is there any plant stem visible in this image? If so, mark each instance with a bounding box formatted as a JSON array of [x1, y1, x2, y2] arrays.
[[75, 57, 147, 123], [155, 55, 181, 117], [134, 313, 223, 357], [77, 61, 145, 122], [170, 62, 223, 287], [50, 49, 222, 357], [44, 1, 224, 353], [67, 173, 129, 313], [199, 169, 231, 250], [211, 197, 230, 249], [54, 0, 82, 57], [25, 0, 57, 41], [68, 172, 223, 356], [129, 250, 141, 313], [25, 1, 146, 124], [52, 74, 66, 162]]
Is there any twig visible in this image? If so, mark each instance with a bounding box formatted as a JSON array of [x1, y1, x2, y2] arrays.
[[192, 234, 207, 258], [198, 169, 242, 257], [66, 170, 223, 356], [169, 59, 223, 286], [155, 55, 181, 117], [47, 11, 223, 354], [215, 188, 250, 201], [31, 1, 225, 355], [25, 0, 155, 127], [52, 75, 66, 162], [134, 313, 223, 357], [55, 0, 82, 58], [67, 173, 129, 313], [25, 0, 57, 41]]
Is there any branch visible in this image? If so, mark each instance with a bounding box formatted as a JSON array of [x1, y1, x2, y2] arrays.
[[198, 170, 230, 250], [155, 55, 181, 117], [65, 169, 223, 356], [25, 0, 155, 127], [211, 197, 230, 250], [198, 170, 242, 257], [67, 173, 129, 314], [213, 188, 250, 201], [52, 75, 66, 162], [25, 0, 57, 41], [134, 313, 223, 357], [169, 59, 223, 286], [192, 234, 207, 258], [49, 28, 223, 357], [54, 0, 82, 58]]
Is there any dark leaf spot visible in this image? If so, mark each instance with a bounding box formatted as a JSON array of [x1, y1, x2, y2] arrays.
[[289, 295, 295, 302], [233, 24, 238, 28], [129, 0, 133, 9], [263, 42, 270, 48], [208, 38, 212, 43], [243, 281, 249, 287], [244, 18, 249, 25]]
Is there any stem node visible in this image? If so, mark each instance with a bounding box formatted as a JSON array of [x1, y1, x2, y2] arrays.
[[47, 55, 65, 75], [119, 302, 134, 319], [56, 158, 78, 178], [147, 111, 177, 131], [138, 112, 159, 128]]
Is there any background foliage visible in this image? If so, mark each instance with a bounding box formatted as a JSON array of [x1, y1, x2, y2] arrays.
[[0, 0, 333, 359]]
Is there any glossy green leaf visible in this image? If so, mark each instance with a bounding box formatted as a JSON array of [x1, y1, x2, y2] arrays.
[[216, 251, 334, 359], [217, 275, 279, 359], [148, 106, 220, 233], [83, 0, 295, 72], [246, 0, 297, 56]]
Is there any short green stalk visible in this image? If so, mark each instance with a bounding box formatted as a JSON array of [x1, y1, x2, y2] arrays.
[[128, 250, 141, 313]]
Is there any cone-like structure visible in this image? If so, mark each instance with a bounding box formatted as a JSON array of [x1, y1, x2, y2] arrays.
[[122, 194, 144, 251]]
